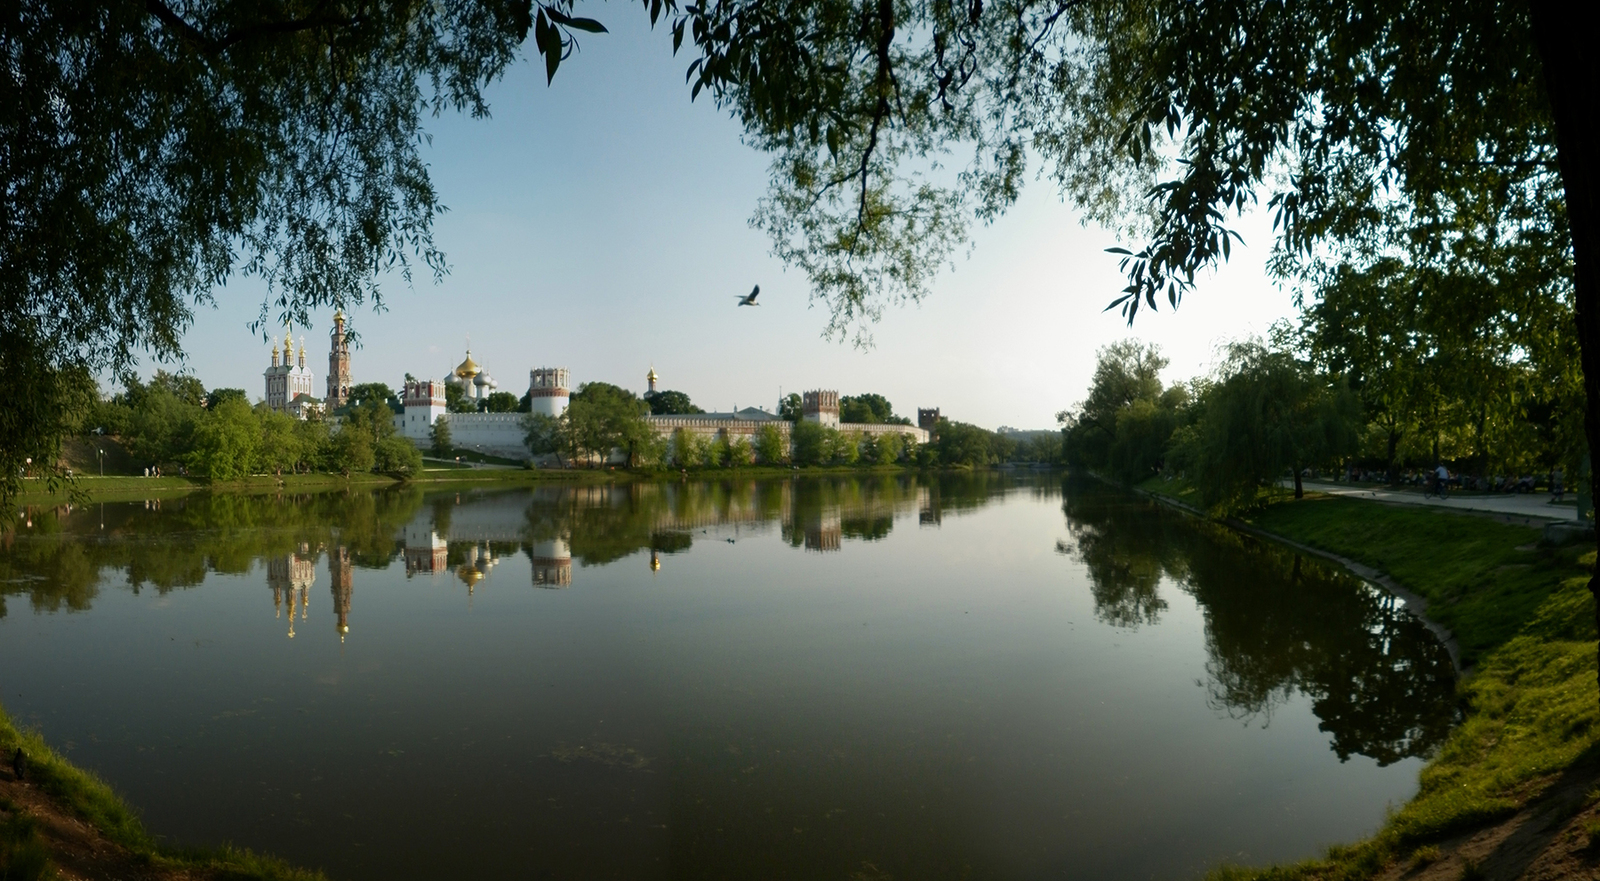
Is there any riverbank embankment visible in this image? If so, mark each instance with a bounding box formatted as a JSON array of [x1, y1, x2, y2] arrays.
[[1, 705, 324, 881], [1136, 477, 1600, 881]]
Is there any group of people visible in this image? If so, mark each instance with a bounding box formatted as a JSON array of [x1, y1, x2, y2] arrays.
[[1342, 464, 1566, 499], [1425, 466, 1560, 498]]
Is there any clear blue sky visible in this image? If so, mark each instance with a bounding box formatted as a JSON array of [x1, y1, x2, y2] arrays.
[[175, 14, 1297, 430]]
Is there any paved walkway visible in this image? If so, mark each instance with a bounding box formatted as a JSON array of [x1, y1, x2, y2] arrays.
[[1291, 479, 1581, 522]]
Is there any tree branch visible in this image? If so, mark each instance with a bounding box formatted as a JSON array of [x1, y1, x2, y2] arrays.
[[145, 0, 356, 54]]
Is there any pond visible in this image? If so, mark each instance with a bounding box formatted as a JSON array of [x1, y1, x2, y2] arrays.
[[0, 474, 1456, 880]]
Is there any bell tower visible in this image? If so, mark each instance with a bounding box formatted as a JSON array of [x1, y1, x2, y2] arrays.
[[327, 311, 351, 409]]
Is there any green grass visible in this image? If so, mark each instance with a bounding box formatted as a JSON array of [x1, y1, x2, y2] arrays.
[[0, 706, 326, 880], [0, 798, 56, 881], [1131, 483, 1600, 880]]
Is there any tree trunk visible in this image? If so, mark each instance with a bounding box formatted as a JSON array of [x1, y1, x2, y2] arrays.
[[1386, 426, 1400, 485], [1530, 0, 1600, 702]]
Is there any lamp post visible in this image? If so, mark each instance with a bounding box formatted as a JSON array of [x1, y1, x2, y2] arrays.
[[97, 448, 105, 476]]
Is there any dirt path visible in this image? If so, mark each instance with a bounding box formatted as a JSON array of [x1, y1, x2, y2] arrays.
[[1, 759, 195, 881], [1376, 748, 1600, 881]]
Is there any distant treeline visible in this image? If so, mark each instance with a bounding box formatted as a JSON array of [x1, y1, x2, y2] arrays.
[[89, 373, 420, 479], [1062, 327, 1584, 512]]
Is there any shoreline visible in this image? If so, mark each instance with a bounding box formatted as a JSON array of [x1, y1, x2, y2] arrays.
[[1112, 473, 1600, 881], [1127, 480, 1466, 671], [1, 704, 325, 880]]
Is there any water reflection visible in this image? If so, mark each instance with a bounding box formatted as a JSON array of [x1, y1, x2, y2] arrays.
[[1058, 478, 1456, 766], [2, 474, 1008, 622], [4, 474, 1453, 770], [0, 473, 1462, 880]]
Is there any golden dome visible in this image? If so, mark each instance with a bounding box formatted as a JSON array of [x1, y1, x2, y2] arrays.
[[454, 350, 481, 378], [647, 366, 659, 382], [333, 309, 345, 322]]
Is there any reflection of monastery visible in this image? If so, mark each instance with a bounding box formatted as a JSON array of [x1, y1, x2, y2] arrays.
[[263, 479, 959, 640], [264, 542, 354, 641], [264, 316, 931, 459]]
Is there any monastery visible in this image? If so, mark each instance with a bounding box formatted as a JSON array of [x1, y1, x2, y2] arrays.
[[266, 319, 932, 460]]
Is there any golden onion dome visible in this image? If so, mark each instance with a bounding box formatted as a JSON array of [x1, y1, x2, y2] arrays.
[[454, 351, 481, 378], [647, 366, 658, 382], [333, 309, 345, 322]]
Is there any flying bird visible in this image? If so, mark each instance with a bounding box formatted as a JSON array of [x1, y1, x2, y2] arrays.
[[736, 285, 760, 306]]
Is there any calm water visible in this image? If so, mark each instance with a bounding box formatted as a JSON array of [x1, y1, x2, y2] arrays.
[[0, 474, 1455, 880]]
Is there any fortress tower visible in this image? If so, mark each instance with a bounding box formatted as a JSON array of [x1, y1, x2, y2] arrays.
[[528, 367, 570, 417], [802, 390, 841, 427], [327, 311, 351, 409], [917, 408, 941, 434], [401, 379, 448, 441]]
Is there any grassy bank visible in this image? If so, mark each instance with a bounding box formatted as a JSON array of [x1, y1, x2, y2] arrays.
[[0, 704, 324, 880], [1139, 478, 1600, 879]]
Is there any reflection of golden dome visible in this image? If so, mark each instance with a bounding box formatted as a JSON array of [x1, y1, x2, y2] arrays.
[[456, 565, 484, 587], [454, 350, 481, 378]]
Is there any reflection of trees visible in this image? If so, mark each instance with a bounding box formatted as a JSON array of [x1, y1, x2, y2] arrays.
[[1058, 483, 1190, 627], [1061, 476, 1456, 765], [0, 473, 1052, 618], [0, 488, 424, 616]]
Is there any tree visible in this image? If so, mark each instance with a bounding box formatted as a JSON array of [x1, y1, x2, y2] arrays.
[[330, 426, 375, 476], [430, 416, 454, 459], [347, 383, 396, 410], [755, 424, 789, 464], [565, 382, 653, 466], [791, 420, 829, 466], [293, 419, 332, 473], [871, 431, 904, 465], [523, 413, 564, 463], [0, 0, 630, 498], [1060, 341, 1184, 479], [841, 394, 901, 424], [671, 428, 710, 468], [727, 435, 755, 467], [374, 435, 424, 476], [185, 397, 259, 481], [644, 390, 703, 415], [258, 409, 301, 477], [485, 391, 520, 413], [1176, 343, 1361, 512], [205, 388, 249, 411], [444, 382, 477, 414], [937, 421, 1006, 467], [778, 393, 804, 423]]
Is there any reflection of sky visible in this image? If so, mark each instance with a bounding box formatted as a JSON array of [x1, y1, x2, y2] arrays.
[[0, 480, 1440, 881]]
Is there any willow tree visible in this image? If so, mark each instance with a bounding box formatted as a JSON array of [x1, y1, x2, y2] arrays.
[[0, 0, 590, 501]]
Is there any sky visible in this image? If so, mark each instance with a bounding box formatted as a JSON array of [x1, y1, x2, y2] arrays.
[[175, 14, 1299, 431]]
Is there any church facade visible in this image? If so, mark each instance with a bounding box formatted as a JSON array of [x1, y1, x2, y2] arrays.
[[262, 329, 323, 419]]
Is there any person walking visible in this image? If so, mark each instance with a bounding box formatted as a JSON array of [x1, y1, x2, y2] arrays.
[[1553, 468, 1566, 503]]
